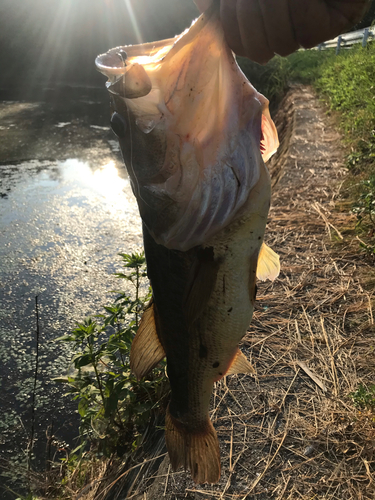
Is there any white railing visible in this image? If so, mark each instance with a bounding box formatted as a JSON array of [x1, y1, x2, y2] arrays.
[[316, 26, 375, 54]]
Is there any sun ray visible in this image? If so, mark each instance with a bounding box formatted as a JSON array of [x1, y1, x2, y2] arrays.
[[124, 0, 143, 45]]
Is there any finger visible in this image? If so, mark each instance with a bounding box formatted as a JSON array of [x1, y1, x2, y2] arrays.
[[236, 0, 274, 64], [259, 0, 300, 57], [327, 0, 371, 31], [290, 0, 337, 48], [290, 0, 369, 49], [220, 0, 246, 56], [330, 0, 371, 23]]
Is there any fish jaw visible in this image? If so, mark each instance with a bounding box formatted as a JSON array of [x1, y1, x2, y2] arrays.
[[95, 7, 278, 252]]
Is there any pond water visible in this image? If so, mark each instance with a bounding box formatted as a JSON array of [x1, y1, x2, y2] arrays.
[[0, 96, 143, 497]]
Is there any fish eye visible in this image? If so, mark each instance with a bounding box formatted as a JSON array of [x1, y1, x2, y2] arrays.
[[110, 111, 127, 138]]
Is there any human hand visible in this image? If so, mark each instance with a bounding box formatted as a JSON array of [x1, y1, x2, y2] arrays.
[[195, 0, 370, 64]]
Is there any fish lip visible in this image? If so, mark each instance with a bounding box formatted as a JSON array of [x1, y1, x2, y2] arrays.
[[95, 3, 217, 78], [95, 36, 177, 78], [95, 47, 129, 79], [96, 46, 155, 98]]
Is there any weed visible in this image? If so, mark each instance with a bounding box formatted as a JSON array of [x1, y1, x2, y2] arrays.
[[14, 495, 40, 500], [315, 44, 375, 175], [287, 48, 335, 83], [349, 383, 375, 411], [352, 175, 375, 229], [55, 252, 168, 458]]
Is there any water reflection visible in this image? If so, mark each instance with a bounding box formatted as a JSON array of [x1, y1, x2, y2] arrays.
[[60, 159, 133, 211], [0, 156, 142, 497], [1, 158, 139, 216]]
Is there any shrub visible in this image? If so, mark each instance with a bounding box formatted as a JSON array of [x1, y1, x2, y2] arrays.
[[55, 252, 168, 457]]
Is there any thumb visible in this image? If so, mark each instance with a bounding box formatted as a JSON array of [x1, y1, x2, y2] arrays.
[[194, 0, 214, 13]]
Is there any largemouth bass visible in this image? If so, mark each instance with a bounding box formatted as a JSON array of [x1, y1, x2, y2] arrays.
[[96, 4, 279, 484]]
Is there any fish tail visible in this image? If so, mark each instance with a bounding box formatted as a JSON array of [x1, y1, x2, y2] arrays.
[[165, 406, 221, 484]]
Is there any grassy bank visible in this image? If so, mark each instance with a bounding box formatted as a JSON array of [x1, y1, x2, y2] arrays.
[[241, 43, 375, 171], [240, 43, 375, 254]]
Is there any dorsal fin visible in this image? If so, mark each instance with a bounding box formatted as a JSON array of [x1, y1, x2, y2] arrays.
[[130, 299, 166, 380], [256, 242, 280, 282], [226, 348, 255, 376]]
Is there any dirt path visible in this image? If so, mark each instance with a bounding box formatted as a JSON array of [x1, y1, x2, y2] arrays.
[[99, 86, 375, 500]]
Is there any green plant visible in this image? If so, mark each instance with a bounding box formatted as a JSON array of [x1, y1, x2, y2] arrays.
[[352, 175, 375, 232], [315, 44, 375, 173], [287, 48, 335, 84], [238, 55, 291, 110], [347, 132, 375, 171], [349, 383, 375, 411], [14, 494, 41, 500], [55, 252, 168, 457]]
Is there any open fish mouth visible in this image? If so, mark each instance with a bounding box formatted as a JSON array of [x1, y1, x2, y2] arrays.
[[95, 7, 278, 252], [96, 37, 177, 98]]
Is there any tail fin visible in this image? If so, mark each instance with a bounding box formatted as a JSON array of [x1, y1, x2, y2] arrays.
[[165, 406, 221, 484]]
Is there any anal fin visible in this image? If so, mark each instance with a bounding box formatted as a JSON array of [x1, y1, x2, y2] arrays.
[[256, 242, 280, 282], [130, 299, 165, 380], [226, 348, 255, 376], [165, 406, 221, 484]]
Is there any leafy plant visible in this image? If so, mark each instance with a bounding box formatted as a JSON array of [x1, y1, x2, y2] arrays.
[[55, 252, 168, 457], [238, 55, 291, 111], [347, 132, 375, 171], [287, 48, 335, 84], [349, 383, 375, 411], [352, 175, 375, 231], [315, 44, 375, 174]]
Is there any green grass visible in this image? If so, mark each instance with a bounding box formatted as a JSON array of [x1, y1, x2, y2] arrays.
[[349, 383, 375, 411], [240, 44, 375, 161], [290, 44, 375, 176], [310, 44, 375, 247], [240, 43, 375, 250], [287, 48, 336, 84]]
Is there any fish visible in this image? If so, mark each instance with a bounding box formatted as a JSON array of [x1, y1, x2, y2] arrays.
[[95, 3, 279, 484]]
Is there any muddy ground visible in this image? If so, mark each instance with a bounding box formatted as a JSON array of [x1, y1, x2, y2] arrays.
[[91, 86, 375, 500]]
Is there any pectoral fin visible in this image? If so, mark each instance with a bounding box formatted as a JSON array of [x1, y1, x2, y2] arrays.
[[130, 299, 165, 380], [256, 243, 280, 282], [261, 109, 279, 162], [226, 348, 255, 376]]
